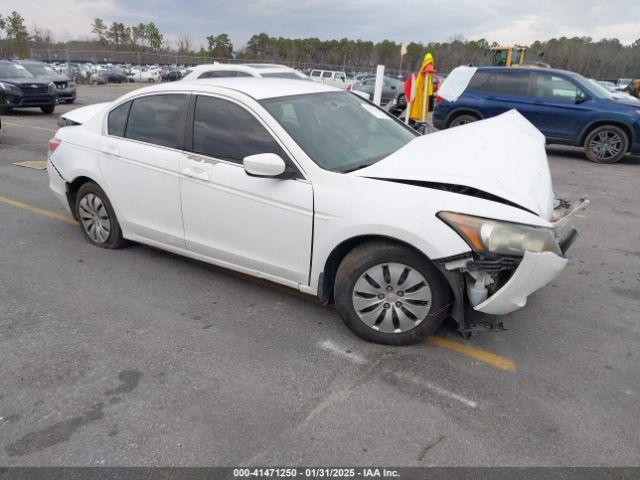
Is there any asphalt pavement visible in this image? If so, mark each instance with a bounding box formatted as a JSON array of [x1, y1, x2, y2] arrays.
[[0, 85, 639, 467]]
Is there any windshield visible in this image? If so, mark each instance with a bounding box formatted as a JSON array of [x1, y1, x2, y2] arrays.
[[261, 92, 417, 172], [23, 63, 57, 77], [0, 63, 34, 79], [572, 75, 613, 99]]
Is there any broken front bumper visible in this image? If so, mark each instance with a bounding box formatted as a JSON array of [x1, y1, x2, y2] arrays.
[[437, 197, 588, 333], [473, 251, 567, 315]]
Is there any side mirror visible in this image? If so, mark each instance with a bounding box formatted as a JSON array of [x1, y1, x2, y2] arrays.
[[575, 92, 588, 104], [243, 153, 286, 178]]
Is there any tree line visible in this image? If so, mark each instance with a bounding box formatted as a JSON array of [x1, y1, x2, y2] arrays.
[[1, 11, 639, 78]]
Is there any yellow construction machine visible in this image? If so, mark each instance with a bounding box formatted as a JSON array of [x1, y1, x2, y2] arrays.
[[489, 45, 527, 67]]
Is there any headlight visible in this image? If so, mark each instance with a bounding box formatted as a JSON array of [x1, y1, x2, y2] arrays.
[[438, 212, 562, 256], [0, 81, 19, 92]]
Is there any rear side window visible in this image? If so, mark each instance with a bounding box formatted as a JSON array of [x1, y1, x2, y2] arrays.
[[108, 101, 132, 137], [199, 70, 252, 78], [261, 72, 303, 80], [322, 71, 332, 78], [466, 71, 493, 92], [310, 70, 321, 77], [125, 94, 188, 148], [192, 95, 286, 163], [493, 72, 530, 96]]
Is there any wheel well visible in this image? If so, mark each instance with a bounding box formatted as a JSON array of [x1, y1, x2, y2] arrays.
[[446, 110, 481, 127], [319, 235, 440, 305], [66, 176, 95, 220], [580, 121, 633, 150]]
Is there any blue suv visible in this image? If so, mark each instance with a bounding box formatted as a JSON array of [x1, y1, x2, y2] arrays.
[[433, 67, 640, 163]]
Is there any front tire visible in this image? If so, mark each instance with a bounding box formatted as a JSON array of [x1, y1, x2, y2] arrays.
[[334, 241, 450, 345], [75, 182, 127, 249], [41, 105, 55, 114], [584, 125, 628, 163]]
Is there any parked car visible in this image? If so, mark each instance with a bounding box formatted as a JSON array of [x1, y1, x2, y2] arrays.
[[48, 78, 584, 344], [352, 75, 406, 108], [130, 66, 161, 83], [160, 67, 183, 82], [593, 79, 640, 103], [16, 60, 77, 104], [182, 63, 307, 81], [433, 66, 640, 163], [309, 69, 356, 89], [0, 60, 57, 114], [104, 68, 128, 83]]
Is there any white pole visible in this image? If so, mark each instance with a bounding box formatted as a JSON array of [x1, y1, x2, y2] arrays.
[[405, 100, 411, 124], [373, 64, 385, 106], [421, 73, 428, 122]]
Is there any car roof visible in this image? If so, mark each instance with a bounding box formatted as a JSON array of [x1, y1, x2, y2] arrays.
[[118, 77, 340, 101], [187, 63, 297, 75], [476, 66, 579, 77]]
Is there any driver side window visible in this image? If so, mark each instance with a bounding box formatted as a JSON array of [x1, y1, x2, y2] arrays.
[[534, 74, 582, 101], [191, 96, 290, 166]]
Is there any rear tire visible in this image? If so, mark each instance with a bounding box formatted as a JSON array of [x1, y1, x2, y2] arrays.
[[40, 105, 55, 114], [448, 113, 479, 128], [334, 240, 450, 345], [75, 182, 127, 249], [584, 125, 628, 164]]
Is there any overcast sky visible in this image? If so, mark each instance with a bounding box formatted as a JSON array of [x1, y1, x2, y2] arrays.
[[4, 0, 640, 49]]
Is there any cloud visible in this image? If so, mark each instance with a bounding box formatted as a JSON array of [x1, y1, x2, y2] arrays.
[[3, 0, 639, 48]]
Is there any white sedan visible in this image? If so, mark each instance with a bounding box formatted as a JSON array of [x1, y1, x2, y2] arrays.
[[47, 79, 584, 345]]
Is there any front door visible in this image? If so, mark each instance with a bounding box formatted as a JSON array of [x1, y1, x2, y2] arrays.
[[528, 72, 592, 140], [179, 95, 313, 286]]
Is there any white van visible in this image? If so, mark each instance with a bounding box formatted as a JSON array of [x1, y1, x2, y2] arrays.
[[309, 70, 354, 89]]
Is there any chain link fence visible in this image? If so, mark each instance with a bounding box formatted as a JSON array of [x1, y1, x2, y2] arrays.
[[29, 48, 402, 76]]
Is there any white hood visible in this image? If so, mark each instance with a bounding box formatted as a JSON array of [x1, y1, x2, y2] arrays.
[[354, 110, 555, 219], [61, 102, 111, 124]]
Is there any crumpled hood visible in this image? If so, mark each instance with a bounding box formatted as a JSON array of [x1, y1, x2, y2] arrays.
[[353, 110, 555, 219], [61, 102, 111, 124]]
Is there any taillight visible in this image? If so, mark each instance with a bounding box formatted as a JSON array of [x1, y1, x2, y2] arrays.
[[48, 138, 61, 155]]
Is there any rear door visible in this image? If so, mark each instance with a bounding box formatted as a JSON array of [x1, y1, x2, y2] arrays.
[[179, 94, 313, 286], [99, 93, 188, 248], [475, 70, 536, 119]]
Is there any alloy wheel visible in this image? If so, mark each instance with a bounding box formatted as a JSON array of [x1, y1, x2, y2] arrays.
[[352, 262, 432, 334], [78, 193, 111, 244], [589, 130, 622, 161]]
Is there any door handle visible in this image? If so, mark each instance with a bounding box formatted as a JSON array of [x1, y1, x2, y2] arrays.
[[101, 144, 119, 156], [182, 166, 210, 181]]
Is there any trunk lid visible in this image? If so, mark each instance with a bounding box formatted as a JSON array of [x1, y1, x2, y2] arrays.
[[60, 102, 110, 125], [353, 110, 555, 219]]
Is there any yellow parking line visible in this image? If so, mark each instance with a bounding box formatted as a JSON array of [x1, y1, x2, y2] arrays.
[[0, 193, 517, 372], [1, 121, 57, 133], [0, 195, 77, 225], [427, 335, 517, 372]]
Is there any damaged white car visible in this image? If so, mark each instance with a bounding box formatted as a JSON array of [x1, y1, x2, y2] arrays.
[[47, 79, 586, 345]]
